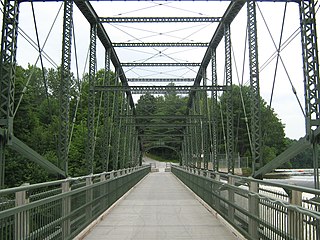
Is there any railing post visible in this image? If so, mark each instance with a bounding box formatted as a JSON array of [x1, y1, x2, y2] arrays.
[[227, 175, 235, 223], [214, 174, 221, 211], [100, 172, 107, 210], [61, 181, 71, 239], [15, 183, 29, 240], [248, 180, 259, 239], [86, 175, 93, 221], [110, 171, 115, 180], [288, 190, 303, 239]]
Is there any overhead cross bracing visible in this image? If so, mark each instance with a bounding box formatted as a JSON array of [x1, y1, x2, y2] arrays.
[[113, 42, 209, 47], [127, 78, 195, 82], [121, 62, 201, 67], [1, 0, 319, 190], [95, 85, 226, 94], [99, 17, 222, 23]]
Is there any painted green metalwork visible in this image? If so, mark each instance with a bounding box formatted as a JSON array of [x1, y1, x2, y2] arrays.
[[118, 115, 204, 119], [99, 16, 222, 23], [95, 85, 226, 94], [211, 49, 218, 172], [224, 23, 234, 174], [121, 62, 201, 67], [119, 95, 127, 169], [127, 78, 195, 82], [112, 68, 121, 170], [253, 137, 310, 179], [299, 0, 320, 189], [86, 23, 97, 174], [172, 165, 320, 240], [59, 0, 73, 175], [0, 0, 19, 188], [247, 0, 262, 175], [113, 42, 209, 47], [103, 48, 111, 171], [0, 166, 150, 240], [202, 68, 209, 170]]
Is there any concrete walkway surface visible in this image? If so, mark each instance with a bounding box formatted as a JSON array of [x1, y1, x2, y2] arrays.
[[82, 170, 240, 240]]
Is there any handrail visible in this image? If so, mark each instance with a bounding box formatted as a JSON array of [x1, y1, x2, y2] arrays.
[[172, 165, 320, 240], [0, 165, 150, 240]]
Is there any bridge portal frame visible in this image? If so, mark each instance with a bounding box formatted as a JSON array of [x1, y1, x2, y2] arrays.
[[1, 0, 319, 188]]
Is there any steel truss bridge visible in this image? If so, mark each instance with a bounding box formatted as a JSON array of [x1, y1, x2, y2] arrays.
[[1, 0, 320, 239]]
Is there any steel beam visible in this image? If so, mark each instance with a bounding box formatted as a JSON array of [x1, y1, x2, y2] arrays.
[[117, 115, 204, 119], [121, 62, 201, 67], [127, 78, 195, 82], [75, 1, 135, 110], [99, 17, 221, 23], [59, 0, 73, 176], [0, 0, 19, 188], [187, 1, 246, 109], [225, 23, 234, 174], [103, 48, 111, 171], [247, 1, 262, 175], [131, 123, 194, 127], [86, 23, 97, 174], [253, 137, 310, 179], [10, 136, 65, 177], [138, 134, 188, 137], [299, 0, 320, 189], [95, 85, 226, 94], [211, 49, 218, 172], [113, 42, 209, 47]]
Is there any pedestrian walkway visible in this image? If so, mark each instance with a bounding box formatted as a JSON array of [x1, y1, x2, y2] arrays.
[[81, 170, 240, 240]]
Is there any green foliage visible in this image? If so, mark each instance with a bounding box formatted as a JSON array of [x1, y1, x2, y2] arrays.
[[219, 85, 287, 165], [135, 85, 187, 161]]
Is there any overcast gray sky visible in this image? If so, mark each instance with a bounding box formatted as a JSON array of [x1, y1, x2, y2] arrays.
[[3, 1, 318, 140]]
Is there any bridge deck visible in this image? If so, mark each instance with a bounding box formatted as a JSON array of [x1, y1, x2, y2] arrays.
[[81, 166, 239, 240]]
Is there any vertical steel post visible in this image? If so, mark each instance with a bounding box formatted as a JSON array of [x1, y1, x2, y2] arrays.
[[211, 49, 218, 172], [102, 48, 111, 171], [225, 23, 234, 174], [86, 23, 97, 174], [119, 95, 126, 169], [59, 0, 73, 176], [196, 92, 202, 168], [113, 69, 121, 170], [0, 0, 19, 188], [299, 0, 320, 189], [247, 0, 262, 175], [202, 69, 209, 170]]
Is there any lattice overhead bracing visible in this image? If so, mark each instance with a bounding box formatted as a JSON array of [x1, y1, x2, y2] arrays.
[[127, 78, 195, 82], [113, 43, 209, 47], [121, 62, 201, 67], [99, 17, 222, 23], [95, 85, 226, 94]]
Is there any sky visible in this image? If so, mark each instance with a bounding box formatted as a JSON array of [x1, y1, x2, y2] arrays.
[[1, 1, 318, 140]]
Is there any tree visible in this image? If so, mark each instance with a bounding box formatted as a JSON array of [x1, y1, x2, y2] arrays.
[[219, 85, 286, 165]]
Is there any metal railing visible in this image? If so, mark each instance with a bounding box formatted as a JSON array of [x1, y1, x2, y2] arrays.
[[0, 165, 150, 240], [172, 165, 320, 240]]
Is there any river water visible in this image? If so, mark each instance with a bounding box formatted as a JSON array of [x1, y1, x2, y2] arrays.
[[264, 170, 316, 189]]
